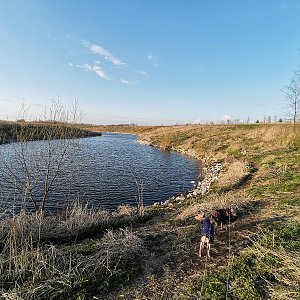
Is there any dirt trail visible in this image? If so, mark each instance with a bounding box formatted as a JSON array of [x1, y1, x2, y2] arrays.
[[132, 199, 279, 281]]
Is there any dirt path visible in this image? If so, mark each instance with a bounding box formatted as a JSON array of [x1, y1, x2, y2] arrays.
[[132, 199, 280, 282]]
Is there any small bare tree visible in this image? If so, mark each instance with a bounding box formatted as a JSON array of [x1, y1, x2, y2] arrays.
[[281, 67, 300, 131], [0, 99, 83, 213], [134, 177, 144, 217]]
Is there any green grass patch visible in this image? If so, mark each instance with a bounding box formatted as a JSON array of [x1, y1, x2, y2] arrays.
[[280, 197, 300, 207], [180, 252, 266, 300], [260, 223, 300, 251], [170, 133, 190, 145], [166, 216, 196, 228], [180, 224, 300, 299], [251, 169, 300, 197]]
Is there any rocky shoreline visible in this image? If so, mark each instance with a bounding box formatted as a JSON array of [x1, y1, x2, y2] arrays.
[[137, 139, 222, 207]]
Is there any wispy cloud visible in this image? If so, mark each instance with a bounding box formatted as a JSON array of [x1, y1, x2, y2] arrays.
[[76, 62, 109, 80], [82, 40, 126, 66], [138, 70, 150, 78], [120, 79, 139, 85], [147, 53, 159, 66], [27, 102, 43, 107], [0, 98, 13, 102]]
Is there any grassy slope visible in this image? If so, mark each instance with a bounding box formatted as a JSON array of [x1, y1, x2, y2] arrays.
[[85, 123, 300, 299], [1, 123, 299, 299]]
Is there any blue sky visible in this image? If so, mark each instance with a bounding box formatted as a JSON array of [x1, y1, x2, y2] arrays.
[[1, 0, 300, 125]]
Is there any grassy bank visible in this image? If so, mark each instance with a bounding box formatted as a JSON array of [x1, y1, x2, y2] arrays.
[[1, 123, 299, 299], [0, 121, 101, 145]]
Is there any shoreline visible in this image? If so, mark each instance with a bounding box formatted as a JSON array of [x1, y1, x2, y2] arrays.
[[0, 122, 102, 145], [137, 138, 223, 207]]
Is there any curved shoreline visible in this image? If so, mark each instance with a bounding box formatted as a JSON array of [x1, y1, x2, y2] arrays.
[[137, 138, 222, 207]]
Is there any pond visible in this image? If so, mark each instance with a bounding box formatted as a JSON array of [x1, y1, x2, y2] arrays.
[[0, 133, 199, 212]]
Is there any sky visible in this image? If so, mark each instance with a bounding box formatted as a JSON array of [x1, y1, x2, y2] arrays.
[[1, 0, 300, 125]]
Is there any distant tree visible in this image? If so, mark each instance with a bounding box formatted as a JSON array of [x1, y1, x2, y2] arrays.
[[256, 120, 260, 123], [278, 118, 283, 123], [281, 67, 300, 131], [263, 115, 267, 123]]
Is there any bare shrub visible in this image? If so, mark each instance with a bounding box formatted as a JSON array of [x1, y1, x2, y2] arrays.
[[100, 228, 144, 258], [0, 292, 24, 300], [281, 67, 300, 131], [0, 99, 83, 213]]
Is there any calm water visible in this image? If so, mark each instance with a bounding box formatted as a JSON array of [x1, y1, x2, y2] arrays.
[[0, 133, 199, 212]]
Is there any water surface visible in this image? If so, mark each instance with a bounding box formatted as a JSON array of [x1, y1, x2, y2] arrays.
[[0, 133, 199, 212]]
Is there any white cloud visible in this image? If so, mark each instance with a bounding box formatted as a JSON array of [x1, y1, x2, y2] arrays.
[[0, 98, 13, 102], [120, 79, 139, 85], [82, 40, 126, 66], [76, 62, 109, 80], [68, 62, 73, 67], [222, 114, 232, 121], [138, 70, 150, 77], [147, 53, 159, 66], [193, 114, 233, 124]]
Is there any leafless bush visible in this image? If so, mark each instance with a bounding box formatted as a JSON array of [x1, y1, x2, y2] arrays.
[[0, 99, 83, 213]]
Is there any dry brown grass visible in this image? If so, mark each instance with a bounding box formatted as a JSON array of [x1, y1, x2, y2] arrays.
[[0, 204, 145, 299], [115, 204, 136, 216], [113, 123, 300, 161], [216, 159, 249, 188], [245, 237, 300, 300], [175, 190, 251, 220], [245, 123, 298, 143], [1, 227, 144, 299]]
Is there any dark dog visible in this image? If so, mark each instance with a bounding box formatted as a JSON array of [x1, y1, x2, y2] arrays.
[[211, 207, 237, 230]]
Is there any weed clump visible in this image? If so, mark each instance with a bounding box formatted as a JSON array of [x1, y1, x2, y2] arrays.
[[0, 203, 147, 299]]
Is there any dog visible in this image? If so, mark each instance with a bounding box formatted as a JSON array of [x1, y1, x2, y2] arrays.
[[211, 207, 237, 230], [198, 216, 215, 258]]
